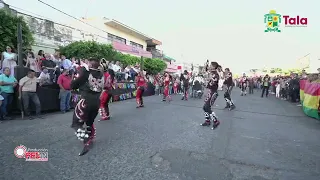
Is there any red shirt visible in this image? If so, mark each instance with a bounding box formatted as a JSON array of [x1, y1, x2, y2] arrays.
[[57, 74, 72, 90], [136, 76, 146, 87]]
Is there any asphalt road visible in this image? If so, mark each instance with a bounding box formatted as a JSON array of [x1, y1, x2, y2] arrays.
[[1, 89, 320, 180]]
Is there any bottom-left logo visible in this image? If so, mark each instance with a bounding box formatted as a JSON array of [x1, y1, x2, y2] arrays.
[[14, 145, 48, 161]]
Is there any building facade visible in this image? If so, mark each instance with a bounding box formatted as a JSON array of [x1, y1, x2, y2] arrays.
[[70, 17, 163, 58], [1, 1, 164, 58]]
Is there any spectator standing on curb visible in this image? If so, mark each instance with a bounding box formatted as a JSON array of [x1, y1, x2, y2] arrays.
[[1, 46, 17, 76], [280, 78, 287, 100], [0, 95, 4, 123], [0, 67, 17, 120], [248, 78, 254, 94], [57, 69, 73, 113], [261, 74, 270, 98], [289, 73, 300, 103], [25, 52, 39, 72], [18, 70, 43, 120]]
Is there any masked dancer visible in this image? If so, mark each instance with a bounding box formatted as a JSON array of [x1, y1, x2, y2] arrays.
[[240, 73, 248, 96], [223, 68, 236, 110], [99, 58, 115, 120], [201, 62, 220, 129], [180, 70, 190, 100], [162, 72, 171, 101], [70, 58, 104, 156], [136, 71, 146, 108]]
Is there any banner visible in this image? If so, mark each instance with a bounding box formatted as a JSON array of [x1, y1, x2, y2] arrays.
[[111, 82, 137, 102], [300, 80, 320, 119]]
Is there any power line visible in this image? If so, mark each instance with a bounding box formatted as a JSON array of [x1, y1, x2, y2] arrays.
[[37, 0, 109, 34], [8, 4, 54, 21], [5, 2, 154, 56], [37, 0, 153, 56], [5, 3, 113, 42]]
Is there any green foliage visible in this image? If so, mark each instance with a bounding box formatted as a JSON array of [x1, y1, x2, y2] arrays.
[[113, 53, 140, 67], [270, 68, 282, 73], [0, 9, 34, 52], [143, 58, 166, 75], [59, 41, 167, 74], [59, 41, 117, 60], [282, 68, 302, 75], [249, 69, 258, 73]]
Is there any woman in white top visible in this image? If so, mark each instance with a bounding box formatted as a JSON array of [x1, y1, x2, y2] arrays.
[[1, 46, 17, 76], [25, 52, 39, 72]]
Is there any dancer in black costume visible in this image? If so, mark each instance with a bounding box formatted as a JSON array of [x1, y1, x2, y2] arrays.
[[223, 68, 236, 110], [180, 70, 190, 100], [201, 62, 220, 129], [70, 58, 104, 156], [240, 73, 248, 96]]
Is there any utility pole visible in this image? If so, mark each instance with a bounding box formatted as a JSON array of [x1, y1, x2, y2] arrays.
[[140, 56, 143, 71], [17, 22, 23, 67]]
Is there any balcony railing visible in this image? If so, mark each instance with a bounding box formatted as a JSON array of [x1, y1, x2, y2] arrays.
[[148, 49, 163, 59]]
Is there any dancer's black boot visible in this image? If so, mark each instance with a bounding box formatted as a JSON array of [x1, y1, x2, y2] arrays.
[[201, 120, 211, 126], [212, 120, 220, 129], [79, 125, 95, 156]]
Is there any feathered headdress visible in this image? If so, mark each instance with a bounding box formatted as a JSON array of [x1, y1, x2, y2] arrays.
[[100, 58, 108, 71]]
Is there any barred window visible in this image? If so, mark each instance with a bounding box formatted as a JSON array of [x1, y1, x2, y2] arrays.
[[130, 41, 143, 49], [108, 33, 126, 44]]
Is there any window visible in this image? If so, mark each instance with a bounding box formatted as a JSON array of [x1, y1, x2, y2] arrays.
[[130, 41, 143, 49], [108, 33, 126, 44]]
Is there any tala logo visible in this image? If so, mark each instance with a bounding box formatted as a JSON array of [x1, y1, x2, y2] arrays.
[[264, 10, 308, 32]]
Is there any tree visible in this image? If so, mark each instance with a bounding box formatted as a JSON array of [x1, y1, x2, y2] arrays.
[[59, 41, 117, 60], [59, 41, 167, 74], [0, 9, 34, 52], [249, 69, 258, 73], [270, 68, 282, 73], [143, 58, 166, 75]]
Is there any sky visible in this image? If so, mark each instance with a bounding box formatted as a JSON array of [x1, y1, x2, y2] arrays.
[[3, 0, 320, 73]]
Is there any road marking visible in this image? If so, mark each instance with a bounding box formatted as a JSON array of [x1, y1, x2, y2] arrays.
[[240, 135, 262, 140]]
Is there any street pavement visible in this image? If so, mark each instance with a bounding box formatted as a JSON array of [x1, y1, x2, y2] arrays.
[[1, 89, 320, 180]]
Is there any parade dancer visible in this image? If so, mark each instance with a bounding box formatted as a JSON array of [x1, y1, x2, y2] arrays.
[[70, 58, 104, 156], [136, 71, 146, 108], [99, 59, 115, 120], [162, 73, 171, 101], [223, 68, 236, 110], [201, 62, 220, 129], [240, 73, 248, 96], [180, 70, 190, 100]]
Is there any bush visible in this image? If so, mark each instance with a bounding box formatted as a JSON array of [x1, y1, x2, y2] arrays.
[[59, 41, 167, 74], [0, 9, 34, 51]]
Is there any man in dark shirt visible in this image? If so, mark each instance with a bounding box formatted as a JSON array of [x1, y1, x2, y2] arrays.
[[289, 73, 300, 102], [261, 74, 270, 97], [41, 54, 59, 83]]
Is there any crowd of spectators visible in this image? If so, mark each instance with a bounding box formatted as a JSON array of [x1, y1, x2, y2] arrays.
[[0, 47, 157, 121], [235, 69, 320, 105]]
